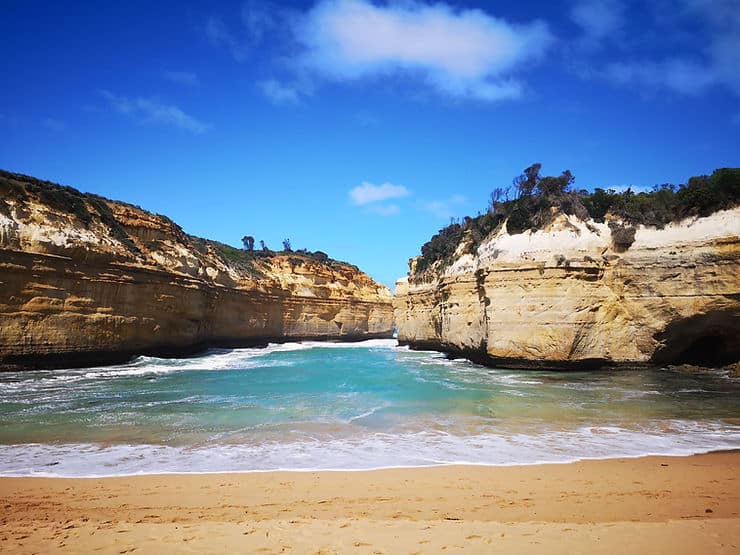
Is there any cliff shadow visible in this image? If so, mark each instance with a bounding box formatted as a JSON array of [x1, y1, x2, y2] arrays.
[[652, 308, 740, 367]]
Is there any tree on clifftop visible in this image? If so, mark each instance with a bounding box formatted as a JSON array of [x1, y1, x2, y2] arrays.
[[412, 165, 740, 279], [241, 235, 255, 251], [513, 163, 542, 198], [537, 170, 574, 196]]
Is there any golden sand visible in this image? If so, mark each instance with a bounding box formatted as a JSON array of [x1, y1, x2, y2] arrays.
[[1, 452, 739, 553]]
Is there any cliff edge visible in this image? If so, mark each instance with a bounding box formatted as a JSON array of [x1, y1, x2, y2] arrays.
[[0, 171, 394, 369], [394, 167, 740, 369]]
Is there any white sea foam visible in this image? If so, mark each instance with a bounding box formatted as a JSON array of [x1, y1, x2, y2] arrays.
[[2, 339, 738, 477], [348, 403, 390, 423], [1, 420, 738, 477], [0, 340, 404, 393]]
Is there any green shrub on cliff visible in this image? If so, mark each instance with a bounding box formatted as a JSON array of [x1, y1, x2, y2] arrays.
[[413, 166, 740, 278], [582, 169, 740, 226], [1, 169, 365, 282], [0, 170, 141, 254], [212, 242, 267, 278], [415, 222, 465, 274]]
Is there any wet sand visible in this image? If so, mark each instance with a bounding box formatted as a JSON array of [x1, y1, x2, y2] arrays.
[[1, 451, 739, 553]]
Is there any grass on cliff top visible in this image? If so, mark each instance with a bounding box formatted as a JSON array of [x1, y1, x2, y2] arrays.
[[413, 166, 740, 278], [0, 169, 362, 278], [0, 170, 145, 254], [211, 241, 359, 276], [210, 242, 267, 279]]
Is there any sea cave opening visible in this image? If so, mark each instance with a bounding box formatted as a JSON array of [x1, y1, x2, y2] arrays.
[[673, 334, 737, 366], [653, 310, 739, 367]]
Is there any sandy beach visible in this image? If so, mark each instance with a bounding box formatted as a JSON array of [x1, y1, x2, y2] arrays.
[[0, 451, 738, 554]]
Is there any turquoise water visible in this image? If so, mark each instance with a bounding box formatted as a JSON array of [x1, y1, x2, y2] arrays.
[[1, 339, 739, 476]]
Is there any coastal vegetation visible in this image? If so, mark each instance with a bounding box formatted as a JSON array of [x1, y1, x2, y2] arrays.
[[241, 235, 255, 251], [213, 240, 344, 274], [0, 170, 356, 275], [414, 166, 740, 276]]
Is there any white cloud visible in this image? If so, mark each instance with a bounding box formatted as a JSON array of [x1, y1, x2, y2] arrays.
[[708, 27, 740, 95], [163, 70, 200, 86], [350, 181, 410, 205], [294, 0, 552, 101], [258, 79, 301, 105], [592, 0, 740, 98], [605, 58, 715, 95], [570, 0, 625, 43], [206, 1, 277, 62], [100, 90, 208, 134]]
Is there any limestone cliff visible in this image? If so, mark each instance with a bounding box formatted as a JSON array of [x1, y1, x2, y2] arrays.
[[0, 171, 394, 369], [395, 209, 740, 369]]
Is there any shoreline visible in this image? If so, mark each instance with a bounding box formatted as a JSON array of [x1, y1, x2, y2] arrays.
[[2, 447, 739, 480], [3, 430, 739, 478], [2, 452, 739, 553]]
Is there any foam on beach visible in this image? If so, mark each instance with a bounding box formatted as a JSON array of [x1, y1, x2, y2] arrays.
[[1, 339, 739, 477], [1, 419, 739, 478]]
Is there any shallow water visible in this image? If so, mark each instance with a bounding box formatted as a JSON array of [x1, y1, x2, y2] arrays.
[[1, 339, 738, 476]]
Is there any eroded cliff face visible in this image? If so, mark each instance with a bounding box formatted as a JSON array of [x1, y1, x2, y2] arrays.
[[394, 209, 740, 369], [0, 171, 394, 369]]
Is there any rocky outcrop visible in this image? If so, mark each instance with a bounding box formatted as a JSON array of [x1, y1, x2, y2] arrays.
[[0, 171, 394, 369], [394, 209, 740, 369]]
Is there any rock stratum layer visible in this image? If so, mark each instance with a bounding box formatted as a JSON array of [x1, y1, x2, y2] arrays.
[[395, 209, 740, 369], [0, 171, 394, 370]]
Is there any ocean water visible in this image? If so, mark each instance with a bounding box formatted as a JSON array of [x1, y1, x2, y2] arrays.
[[1, 339, 739, 477]]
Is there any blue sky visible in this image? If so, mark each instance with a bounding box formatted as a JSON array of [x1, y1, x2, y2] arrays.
[[1, 0, 738, 288]]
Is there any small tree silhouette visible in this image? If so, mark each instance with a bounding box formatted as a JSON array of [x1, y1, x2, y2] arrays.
[[282, 238, 292, 251], [241, 235, 255, 251]]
